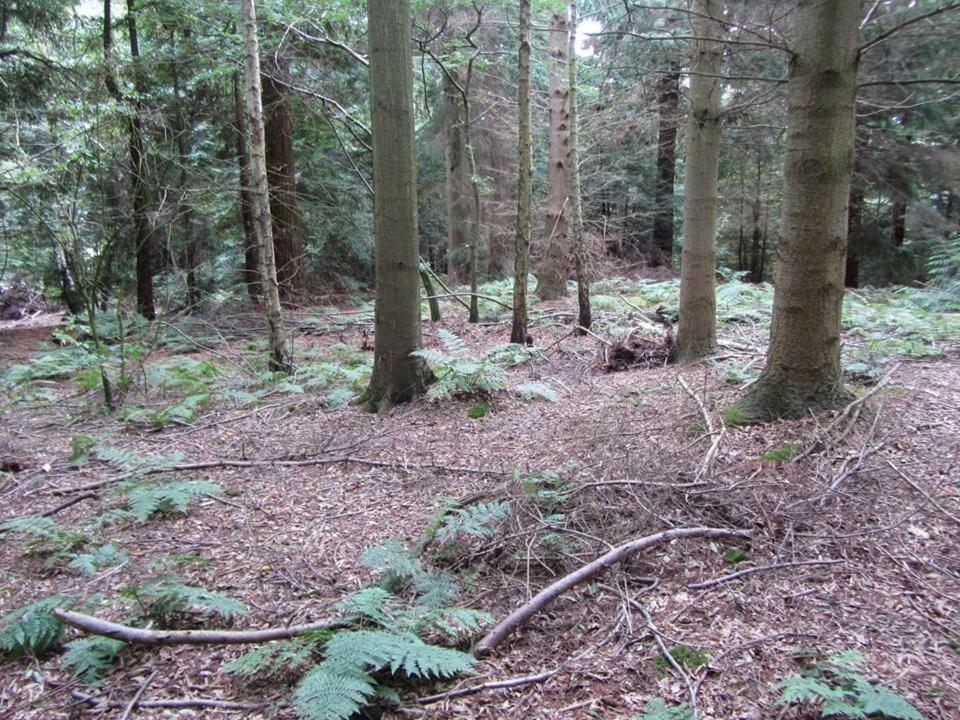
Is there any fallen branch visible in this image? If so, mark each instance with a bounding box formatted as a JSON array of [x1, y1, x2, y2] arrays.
[[471, 526, 749, 657], [54, 609, 344, 645], [687, 559, 843, 590], [72, 691, 270, 712], [416, 668, 559, 705], [423, 292, 513, 310], [678, 375, 725, 480], [41, 493, 97, 517], [119, 670, 157, 720]]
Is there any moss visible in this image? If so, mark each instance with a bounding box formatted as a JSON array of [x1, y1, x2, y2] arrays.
[[654, 645, 710, 676], [760, 444, 801, 462], [724, 548, 748, 564], [720, 404, 750, 427]]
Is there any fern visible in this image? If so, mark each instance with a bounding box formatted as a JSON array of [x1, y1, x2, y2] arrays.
[[123, 479, 222, 522], [0, 516, 89, 567], [437, 501, 513, 543], [123, 575, 247, 623], [515, 381, 558, 402], [68, 543, 129, 576], [776, 651, 925, 719], [93, 445, 184, 475], [636, 699, 697, 720], [0, 595, 70, 658], [223, 638, 317, 679], [412, 331, 509, 400], [61, 636, 125, 683], [335, 588, 398, 626], [294, 664, 379, 720]]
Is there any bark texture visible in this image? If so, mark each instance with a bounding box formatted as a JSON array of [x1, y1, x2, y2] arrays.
[[651, 66, 680, 267], [233, 70, 261, 302], [737, 0, 860, 420], [535, 12, 571, 301], [262, 64, 307, 301], [676, 0, 723, 362], [568, 0, 591, 331], [241, 0, 288, 370], [361, 0, 433, 410], [444, 70, 472, 283], [510, 0, 533, 344]]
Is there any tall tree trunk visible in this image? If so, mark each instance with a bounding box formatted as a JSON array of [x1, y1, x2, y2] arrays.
[[675, 0, 723, 362], [845, 186, 863, 288], [360, 0, 433, 411], [569, 0, 591, 331], [241, 0, 288, 370], [736, 0, 859, 421], [510, 0, 533, 344], [748, 156, 764, 283], [891, 198, 907, 247], [262, 63, 307, 301], [170, 44, 198, 308], [444, 70, 471, 283], [535, 11, 571, 301], [651, 66, 680, 267], [233, 69, 261, 302]]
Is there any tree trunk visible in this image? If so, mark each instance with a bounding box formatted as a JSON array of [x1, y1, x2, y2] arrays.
[[675, 0, 723, 362], [262, 63, 307, 301], [360, 0, 433, 411], [510, 0, 533, 344], [891, 198, 906, 247], [170, 45, 198, 308], [651, 66, 680, 267], [736, 0, 859, 421], [233, 69, 261, 302], [241, 0, 288, 370], [444, 70, 471, 284], [535, 12, 571, 301], [569, 1, 591, 331], [748, 201, 763, 283], [845, 186, 863, 288]]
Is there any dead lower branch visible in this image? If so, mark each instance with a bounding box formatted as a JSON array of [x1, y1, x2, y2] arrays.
[[471, 526, 750, 657]]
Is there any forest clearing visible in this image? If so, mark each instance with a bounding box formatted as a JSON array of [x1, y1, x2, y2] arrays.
[[2, 0, 960, 718]]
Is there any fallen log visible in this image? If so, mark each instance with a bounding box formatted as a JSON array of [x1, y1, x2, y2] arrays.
[[471, 526, 750, 657]]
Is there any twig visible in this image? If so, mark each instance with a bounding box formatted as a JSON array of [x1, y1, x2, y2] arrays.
[[636, 602, 698, 711], [575, 325, 613, 346], [471, 526, 749, 656], [688, 559, 844, 590], [677, 375, 725, 480], [54, 609, 344, 645], [40, 493, 97, 517], [417, 668, 559, 705], [72, 691, 270, 712], [119, 671, 157, 720]]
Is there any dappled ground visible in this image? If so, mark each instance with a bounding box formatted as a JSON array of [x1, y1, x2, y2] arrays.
[[0, 277, 958, 720]]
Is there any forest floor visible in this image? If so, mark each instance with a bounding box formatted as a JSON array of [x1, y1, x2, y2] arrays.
[[0, 277, 958, 720]]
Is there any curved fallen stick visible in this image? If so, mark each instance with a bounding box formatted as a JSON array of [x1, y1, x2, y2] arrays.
[[53, 609, 343, 646], [471, 526, 750, 657]]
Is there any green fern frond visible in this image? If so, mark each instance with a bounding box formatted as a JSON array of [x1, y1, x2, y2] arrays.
[[436, 329, 469, 357], [362, 539, 423, 590], [62, 636, 125, 684], [636, 698, 697, 720], [412, 606, 493, 640], [335, 588, 397, 626], [94, 445, 184, 474], [437, 501, 512, 543], [124, 576, 247, 623], [123, 479, 222, 522], [68, 543, 129, 576], [322, 630, 475, 679], [222, 638, 317, 679], [294, 664, 378, 720], [515, 381, 558, 402], [0, 595, 70, 658]]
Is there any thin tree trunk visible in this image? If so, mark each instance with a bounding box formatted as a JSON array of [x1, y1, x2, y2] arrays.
[[736, 0, 859, 421], [675, 0, 723, 362], [170, 46, 198, 308], [749, 156, 764, 283], [262, 63, 307, 301], [651, 66, 680, 267], [535, 12, 571, 301], [510, 0, 533, 344], [444, 71, 471, 284], [891, 198, 907, 247], [360, 0, 433, 411], [241, 0, 288, 370], [569, 1, 591, 331], [845, 186, 863, 288], [233, 70, 261, 302]]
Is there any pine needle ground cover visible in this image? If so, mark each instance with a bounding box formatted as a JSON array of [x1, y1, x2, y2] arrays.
[[0, 282, 958, 718]]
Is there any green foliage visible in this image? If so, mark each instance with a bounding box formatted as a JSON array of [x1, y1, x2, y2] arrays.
[[93, 445, 184, 475], [437, 501, 513, 543], [515, 381, 558, 402], [223, 638, 318, 679], [61, 636, 126, 684], [654, 645, 709, 675], [412, 330, 509, 400], [636, 699, 697, 720], [294, 630, 476, 720], [0, 516, 89, 567], [122, 575, 247, 624], [468, 401, 489, 419], [69, 434, 98, 466], [776, 650, 925, 719], [719, 404, 750, 427], [120, 392, 211, 427], [724, 548, 748, 565], [68, 543, 129, 576], [0, 595, 69, 658], [760, 445, 800, 462], [122, 479, 222, 522]]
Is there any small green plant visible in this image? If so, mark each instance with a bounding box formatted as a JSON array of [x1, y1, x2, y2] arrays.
[[719, 404, 750, 427], [654, 645, 709, 676], [121, 479, 223, 522], [636, 698, 697, 720], [122, 575, 247, 624], [61, 636, 126, 683], [776, 650, 925, 719], [411, 330, 509, 400], [468, 401, 489, 419], [724, 548, 748, 565], [0, 595, 70, 658], [69, 434, 98, 466], [223, 637, 319, 680], [68, 543, 129, 576], [760, 444, 801, 462], [0, 516, 90, 567], [515, 381, 558, 402], [436, 501, 513, 543]]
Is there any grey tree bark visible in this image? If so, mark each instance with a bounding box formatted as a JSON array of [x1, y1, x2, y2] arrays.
[[735, 0, 860, 421], [569, 0, 591, 331], [651, 66, 680, 266], [360, 0, 433, 410], [241, 0, 289, 370], [510, 0, 533, 344], [536, 11, 571, 301], [444, 70, 471, 284], [233, 69, 261, 302], [675, 0, 724, 362]]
